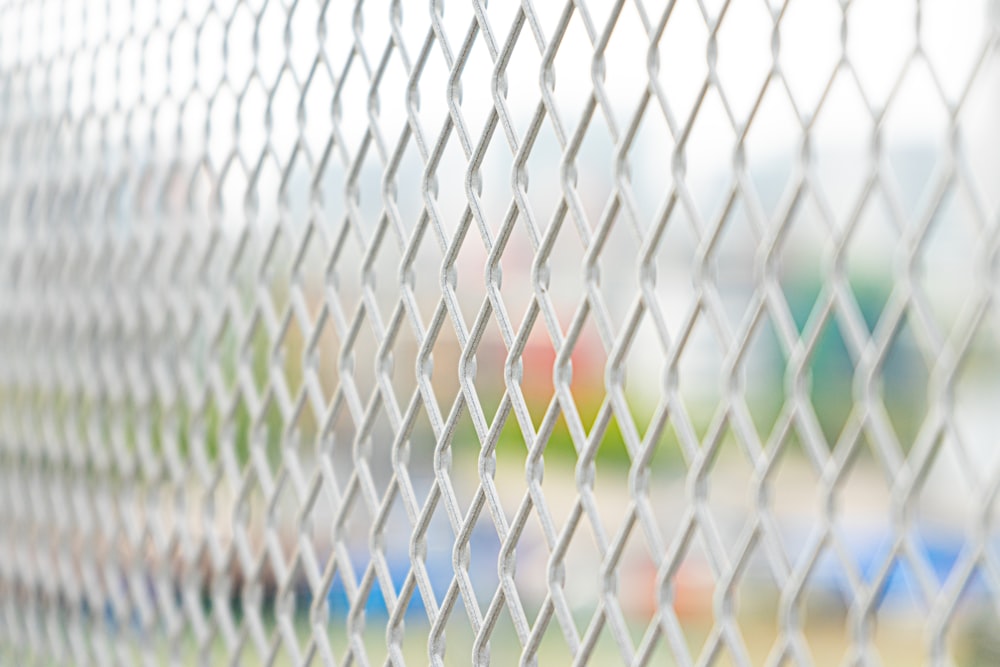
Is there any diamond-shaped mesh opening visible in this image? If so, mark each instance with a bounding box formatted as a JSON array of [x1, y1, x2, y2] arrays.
[[429, 133, 473, 241], [621, 313, 666, 440], [567, 313, 608, 436], [767, 430, 824, 564], [879, 313, 931, 451], [333, 62, 372, 163], [473, 124, 516, 239], [447, 406, 484, 513], [596, 212, 642, 336], [281, 154, 313, 233], [555, 507, 605, 620], [424, 313, 463, 422], [662, 528, 718, 663], [957, 46, 1000, 220], [368, 231, 404, 328], [773, 196, 827, 332], [710, 196, 759, 330], [610, 516, 661, 646], [923, 0, 991, 100], [779, 0, 840, 116], [703, 422, 758, 559], [652, 207, 699, 336], [715, 0, 773, 127], [733, 544, 784, 663], [684, 87, 737, 225], [653, 0, 708, 127], [372, 52, 412, 153], [952, 308, 1000, 485], [810, 72, 876, 231], [351, 148, 388, 245], [676, 314, 726, 442], [804, 307, 857, 449], [546, 8, 595, 138], [454, 31, 497, 145], [847, 0, 917, 109], [237, 78, 270, 168], [741, 311, 787, 441], [916, 185, 981, 338], [540, 217, 588, 334], [628, 104, 676, 232], [570, 107, 617, 233], [410, 39, 452, 146], [882, 60, 950, 220], [436, 593, 478, 665], [268, 70, 301, 167], [598, 0, 648, 126], [744, 81, 803, 220], [341, 313, 380, 410], [317, 156, 349, 236], [389, 140, 427, 235], [798, 545, 855, 665], [324, 402, 357, 493]]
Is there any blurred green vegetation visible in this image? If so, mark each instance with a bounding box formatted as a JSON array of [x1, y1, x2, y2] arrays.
[[784, 274, 927, 452]]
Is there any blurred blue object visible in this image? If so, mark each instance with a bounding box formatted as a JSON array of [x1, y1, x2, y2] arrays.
[[805, 527, 986, 613], [323, 523, 501, 619]]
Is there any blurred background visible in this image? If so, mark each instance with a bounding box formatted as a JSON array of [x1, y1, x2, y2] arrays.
[[2, 0, 1000, 663]]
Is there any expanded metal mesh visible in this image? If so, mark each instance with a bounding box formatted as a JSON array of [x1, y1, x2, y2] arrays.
[[2, 0, 1000, 664]]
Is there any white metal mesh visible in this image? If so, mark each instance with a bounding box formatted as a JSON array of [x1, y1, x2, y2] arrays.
[[2, 0, 1000, 664]]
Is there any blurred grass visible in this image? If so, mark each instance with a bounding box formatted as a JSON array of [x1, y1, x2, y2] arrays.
[[150, 607, 952, 666], [2, 603, 993, 666]]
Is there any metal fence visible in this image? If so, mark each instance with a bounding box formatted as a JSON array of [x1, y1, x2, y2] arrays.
[[2, 0, 1000, 664]]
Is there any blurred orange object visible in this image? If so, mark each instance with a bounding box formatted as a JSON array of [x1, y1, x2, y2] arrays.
[[637, 557, 714, 621]]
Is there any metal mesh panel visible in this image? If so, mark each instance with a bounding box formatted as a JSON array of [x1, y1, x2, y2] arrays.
[[2, 0, 1000, 664]]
